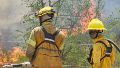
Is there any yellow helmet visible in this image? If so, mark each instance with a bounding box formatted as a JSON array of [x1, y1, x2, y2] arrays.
[[38, 6, 55, 16], [88, 18, 107, 30]]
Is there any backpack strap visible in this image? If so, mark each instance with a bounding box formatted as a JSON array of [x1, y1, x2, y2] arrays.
[[35, 27, 60, 51], [88, 40, 113, 65], [41, 27, 61, 56], [53, 30, 60, 37], [87, 48, 93, 65], [52, 30, 61, 54], [96, 41, 112, 61], [42, 26, 60, 44], [42, 27, 59, 43], [31, 27, 60, 62]]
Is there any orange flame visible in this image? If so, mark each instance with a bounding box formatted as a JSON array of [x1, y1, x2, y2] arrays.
[[0, 47, 25, 67], [9, 47, 25, 63], [80, 0, 96, 33]]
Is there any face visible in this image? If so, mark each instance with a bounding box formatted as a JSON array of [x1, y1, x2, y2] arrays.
[[89, 30, 99, 39]]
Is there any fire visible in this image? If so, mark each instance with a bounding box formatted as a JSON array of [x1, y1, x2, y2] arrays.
[[9, 47, 25, 63], [0, 47, 25, 67], [0, 48, 4, 67], [80, 0, 96, 33]]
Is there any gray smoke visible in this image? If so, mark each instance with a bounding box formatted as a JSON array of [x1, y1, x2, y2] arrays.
[[0, 0, 29, 50]]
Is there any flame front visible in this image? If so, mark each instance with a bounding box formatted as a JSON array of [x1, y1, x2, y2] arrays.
[[0, 47, 25, 67]]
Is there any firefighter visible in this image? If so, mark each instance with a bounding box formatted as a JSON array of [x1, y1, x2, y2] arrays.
[[26, 6, 65, 68], [87, 18, 115, 68]]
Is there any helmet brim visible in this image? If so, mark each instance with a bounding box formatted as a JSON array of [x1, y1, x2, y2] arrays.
[[87, 28, 107, 30]]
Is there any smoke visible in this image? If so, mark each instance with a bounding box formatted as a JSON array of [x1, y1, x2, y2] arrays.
[[0, 0, 28, 28], [0, 0, 29, 50]]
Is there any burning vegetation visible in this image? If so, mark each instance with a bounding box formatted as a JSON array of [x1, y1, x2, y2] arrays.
[[0, 47, 25, 67]]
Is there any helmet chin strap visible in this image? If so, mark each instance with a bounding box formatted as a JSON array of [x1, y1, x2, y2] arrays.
[[94, 32, 103, 38], [39, 17, 43, 26], [95, 32, 99, 38]]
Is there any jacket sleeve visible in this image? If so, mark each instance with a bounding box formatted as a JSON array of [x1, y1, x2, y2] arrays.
[[26, 29, 36, 59], [92, 43, 102, 68], [26, 29, 36, 47], [56, 31, 66, 50], [110, 46, 115, 64], [26, 44, 35, 60]]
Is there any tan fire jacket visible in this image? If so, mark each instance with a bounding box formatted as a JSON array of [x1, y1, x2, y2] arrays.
[[90, 36, 115, 68], [27, 22, 65, 68]]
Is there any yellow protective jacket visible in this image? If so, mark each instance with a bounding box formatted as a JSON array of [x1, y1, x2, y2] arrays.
[[90, 35, 115, 68], [27, 22, 65, 68]]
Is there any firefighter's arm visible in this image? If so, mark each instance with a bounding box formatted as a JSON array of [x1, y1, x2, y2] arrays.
[[58, 32, 66, 50], [110, 46, 115, 64], [26, 29, 36, 59], [26, 45, 35, 60], [92, 43, 101, 68], [26, 29, 36, 48]]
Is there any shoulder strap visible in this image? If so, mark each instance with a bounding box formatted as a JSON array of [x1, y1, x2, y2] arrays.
[[34, 26, 59, 48], [96, 41, 107, 48], [96, 40, 112, 61], [42, 26, 59, 40], [87, 48, 94, 65], [31, 27, 61, 62], [41, 26, 60, 36], [53, 30, 60, 37], [42, 27, 61, 55], [41, 26, 48, 35], [97, 40, 113, 48]]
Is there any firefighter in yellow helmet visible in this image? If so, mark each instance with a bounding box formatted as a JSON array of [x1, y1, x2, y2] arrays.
[[26, 6, 65, 68], [87, 18, 115, 68]]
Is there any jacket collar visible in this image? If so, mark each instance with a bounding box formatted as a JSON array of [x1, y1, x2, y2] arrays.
[[42, 22, 56, 34], [92, 35, 105, 43]]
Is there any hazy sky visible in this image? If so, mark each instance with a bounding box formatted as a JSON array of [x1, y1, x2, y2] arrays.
[[103, 0, 120, 17]]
